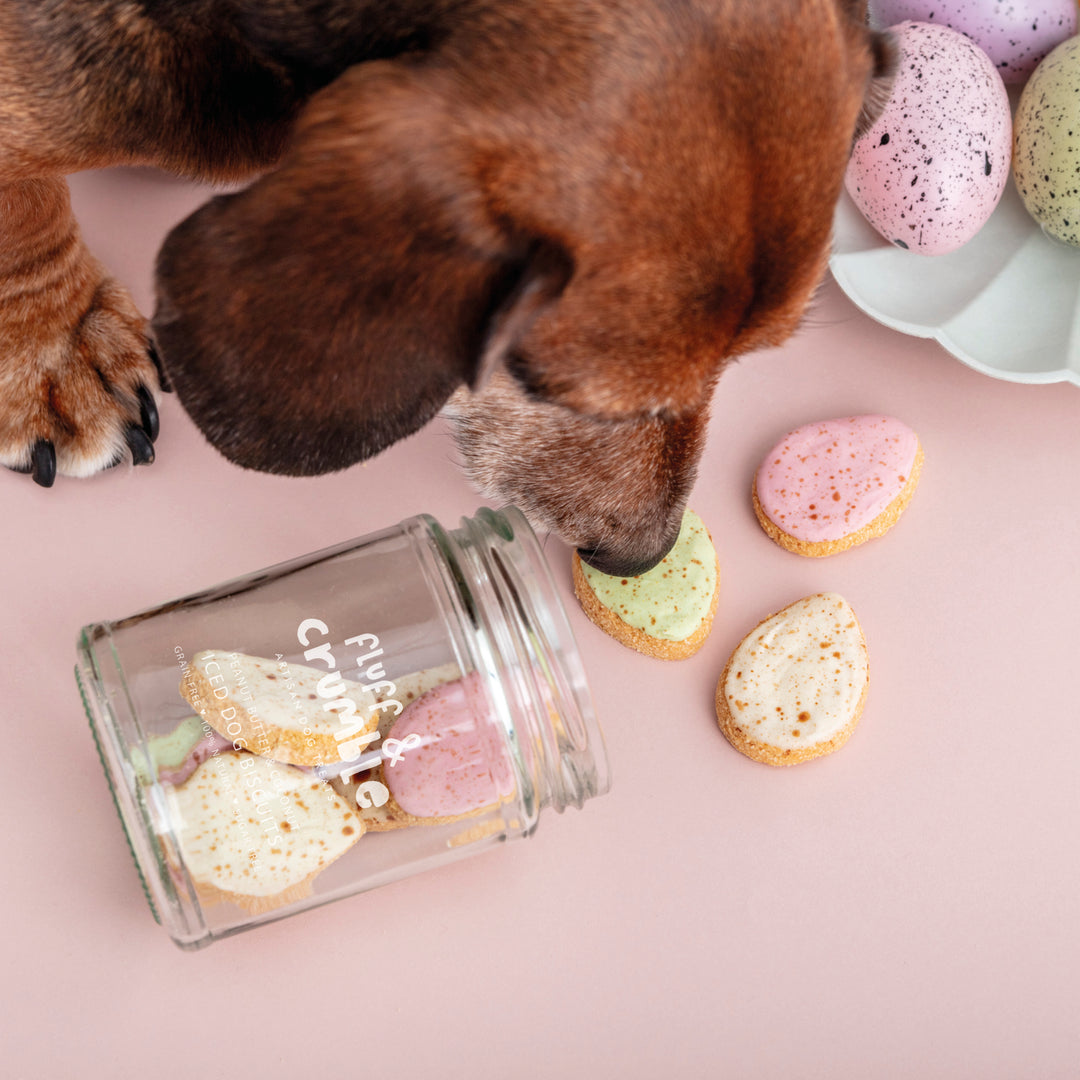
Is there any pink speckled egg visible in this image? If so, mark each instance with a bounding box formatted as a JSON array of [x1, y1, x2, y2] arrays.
[[844, 21, 1012, 255], [869, 0, 1077, 84]]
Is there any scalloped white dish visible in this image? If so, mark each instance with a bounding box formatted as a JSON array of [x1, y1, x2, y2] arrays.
[[830, 175, 1080, 387]]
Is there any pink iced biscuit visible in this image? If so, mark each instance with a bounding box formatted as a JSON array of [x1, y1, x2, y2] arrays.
[[753, 415, 923, 555], [383, 672, 514, 819]]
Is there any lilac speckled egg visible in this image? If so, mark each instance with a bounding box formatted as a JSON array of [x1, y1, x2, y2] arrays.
[[844, 21, 1012, 255], [869, 0, 1078, 84]]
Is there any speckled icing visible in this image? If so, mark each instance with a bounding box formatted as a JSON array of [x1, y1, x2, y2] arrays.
[[870, 0, 1077, 84], [382, 672, 514, 818], [845, 21, 1011, 255], [722, 594, 868, 752], [1014, 36, 1080, 247], [579, 509, 716, 641], [174, 751, 362, 902], [755, 415, 918, 544]]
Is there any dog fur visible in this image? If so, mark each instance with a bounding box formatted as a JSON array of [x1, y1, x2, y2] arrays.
[[0, 0, 894, 573]]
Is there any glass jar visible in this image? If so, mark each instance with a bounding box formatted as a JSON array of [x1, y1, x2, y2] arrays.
[[76, 507, 609, 950]]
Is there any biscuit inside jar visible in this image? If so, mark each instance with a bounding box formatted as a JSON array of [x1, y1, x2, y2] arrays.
[[153, 656, 514, 913]]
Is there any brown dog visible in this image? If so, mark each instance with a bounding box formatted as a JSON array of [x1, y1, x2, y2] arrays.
[[0, 1, 893, 574]]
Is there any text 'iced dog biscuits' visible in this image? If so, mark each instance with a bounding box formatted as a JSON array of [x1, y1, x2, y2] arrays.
[[180, 650, 379, 767], [753, 416, 923, 557], [572, 509, 720, 660], [715, 593, 869, 766]]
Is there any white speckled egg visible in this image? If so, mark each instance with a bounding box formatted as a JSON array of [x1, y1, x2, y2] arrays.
[[869, 1, 1078, 84], [845, 21, 1012, 255], [1013, 36, 1080, 246]]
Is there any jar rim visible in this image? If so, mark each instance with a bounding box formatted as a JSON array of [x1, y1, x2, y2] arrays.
[[418, 507, 610, 825]]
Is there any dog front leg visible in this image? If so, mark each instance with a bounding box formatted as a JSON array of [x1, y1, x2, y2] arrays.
[[0, 177, 161, 485], [0, 0, 304, 487]]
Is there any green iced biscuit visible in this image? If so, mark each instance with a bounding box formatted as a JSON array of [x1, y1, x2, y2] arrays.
[[132, 715, 206, 782]]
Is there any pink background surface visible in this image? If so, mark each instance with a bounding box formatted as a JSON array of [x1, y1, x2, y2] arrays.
[[3, 168, 1078, 1077]]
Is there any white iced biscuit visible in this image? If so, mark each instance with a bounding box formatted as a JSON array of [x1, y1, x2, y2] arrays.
[[171, 750, 363, 914], [715, 593, 869, 766], [180, 650, 378, 767]]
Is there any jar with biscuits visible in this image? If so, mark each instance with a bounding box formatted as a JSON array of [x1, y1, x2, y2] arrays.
[[77, 507, 609, 949]]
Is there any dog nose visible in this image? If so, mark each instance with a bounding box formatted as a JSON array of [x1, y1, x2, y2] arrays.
[[576, 548, 663, 577], [576, 531, 678, 578], [576, 507, 686, 578]]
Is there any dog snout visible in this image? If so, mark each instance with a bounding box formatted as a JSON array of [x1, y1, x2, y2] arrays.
[[446, 372, 706, 582]]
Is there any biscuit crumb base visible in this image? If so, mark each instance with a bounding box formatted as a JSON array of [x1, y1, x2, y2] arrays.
[[192, 870, 322, 916], [753, 443, 924, 558], [571, 550, 720, 660], [448, 819, 507, 848]]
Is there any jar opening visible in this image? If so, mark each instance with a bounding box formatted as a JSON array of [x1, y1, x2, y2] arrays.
[[421, 507, 610, 827]]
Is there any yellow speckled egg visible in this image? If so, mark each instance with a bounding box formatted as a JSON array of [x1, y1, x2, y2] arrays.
[[1014, 36, 1080, 246]]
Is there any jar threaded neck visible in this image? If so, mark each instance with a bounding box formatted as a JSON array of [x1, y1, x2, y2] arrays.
[[422, 508, 609, 827]]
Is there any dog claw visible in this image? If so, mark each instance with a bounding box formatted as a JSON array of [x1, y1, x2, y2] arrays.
[[147, 340, 172, 393], [136, 384, 160, 443], [125, 424, 155, 466], [8, 399, 157, 485], [31, 438, 57, 488]]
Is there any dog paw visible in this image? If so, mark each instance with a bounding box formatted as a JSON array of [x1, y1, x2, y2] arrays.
[[0, 276, 166, 487]]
